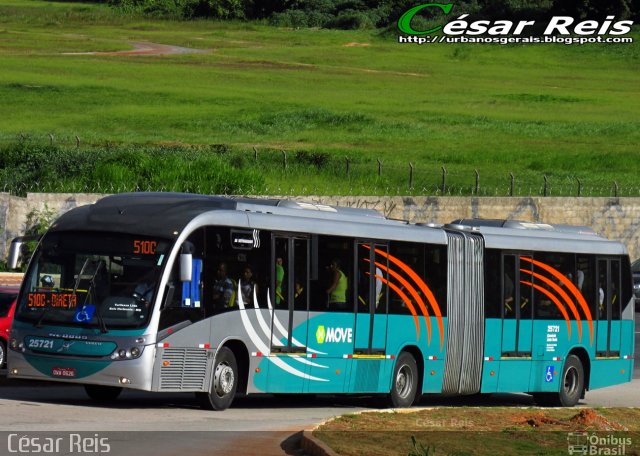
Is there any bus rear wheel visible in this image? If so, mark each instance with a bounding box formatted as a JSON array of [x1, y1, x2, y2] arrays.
[[534, 354, 584, 407], [388, 352, 418, 408], [84, 385, 123, 402], [197, 347, 238, 411]]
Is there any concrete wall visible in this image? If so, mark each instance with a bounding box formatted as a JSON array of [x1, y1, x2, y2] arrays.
[[1, 193, 639, 261]]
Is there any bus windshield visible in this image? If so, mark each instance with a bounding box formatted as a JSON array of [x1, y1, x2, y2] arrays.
[[16, 231, 171, 330]]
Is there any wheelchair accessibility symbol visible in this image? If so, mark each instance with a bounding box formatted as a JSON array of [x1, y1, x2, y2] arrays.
[[73, 305, 95, 323], [545, 365, 554, 383]]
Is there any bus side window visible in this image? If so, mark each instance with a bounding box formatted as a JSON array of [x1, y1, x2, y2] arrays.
[[577, 255, 595, 316], [313, 236, 352, 312], [503, 255, 516, 318], [484, 250, 500, 318]]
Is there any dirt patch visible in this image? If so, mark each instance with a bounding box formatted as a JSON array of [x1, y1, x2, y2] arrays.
[[343, 42, 370, 47], [63, 41, 208, 56], [570, 409, 627, 431], [514, 409, 628, 432]]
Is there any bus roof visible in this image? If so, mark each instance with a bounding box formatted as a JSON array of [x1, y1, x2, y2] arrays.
[[47, 193, 626, 255], [445, 220, 626, 255], [49, 192, 446, 244]]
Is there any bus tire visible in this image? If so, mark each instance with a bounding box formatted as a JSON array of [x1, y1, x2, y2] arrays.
[[198, 347, 238, 411], [558, 355, 584, 406], [84, 385, 123, 402], [534, 354, 584, 407], [0, 339, 6, 368], [388, 352, 418, 408]]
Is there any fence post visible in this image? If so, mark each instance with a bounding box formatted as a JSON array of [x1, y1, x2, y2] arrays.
[[49, 133, 54, 145], [543, 175, 548, 196], [441, 166, 447, 194], [345, 157, 350, 178], [282, 150, 287, 170], [253, 146, 258, 162], [377, 159, 382, 177], [613, 181, 619, 197], [576, 178, 582, 197], [474, 169, 479, 195], [509, 173, 514, 197], [409, 162, 414, 189], [75, 136, 81, 148]]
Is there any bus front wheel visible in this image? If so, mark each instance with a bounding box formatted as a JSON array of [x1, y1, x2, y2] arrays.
[[388, 352, 418, 408], [198, 347, 238, 411], [84, 385, 123, 402]]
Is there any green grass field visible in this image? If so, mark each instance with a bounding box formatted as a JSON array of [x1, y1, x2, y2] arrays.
[[0, 1, 638, 195]]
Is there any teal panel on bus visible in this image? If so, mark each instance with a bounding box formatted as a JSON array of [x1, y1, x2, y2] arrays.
[[497, 359, 531, 392], [480, 319, 502, 393], [254, 313, 356, 394], [422, 360, 445, 393], [348, 359, 393, 393], [528, 360, 561, 392], [589, 358, 633, 389], [596, 320, 609, 353], [610, 320, 621, 353], [501, 320, 517, 353], [621, 321, 635, 356], [24, 354, 111, 379], [518, 321, 533, 353]]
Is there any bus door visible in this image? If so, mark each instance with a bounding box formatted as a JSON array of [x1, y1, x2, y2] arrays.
[[499, 254, 533, 389], [351, 241, 389, 392], [596, 258, 621, 357], [268, 236, 309, 392]]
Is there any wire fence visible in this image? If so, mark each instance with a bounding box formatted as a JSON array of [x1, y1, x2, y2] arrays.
[[1, 138, 638, 197]]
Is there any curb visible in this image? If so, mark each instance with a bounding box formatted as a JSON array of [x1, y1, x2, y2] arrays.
[[300, 430, 339, 456]]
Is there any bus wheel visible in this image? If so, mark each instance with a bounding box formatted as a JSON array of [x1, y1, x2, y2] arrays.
[[84, 385, 123, 402], [559, 355, 584, 406], [388, 352, 418, 408], [0, 339, 6, 368], [198, 347, 238, 411], [534, 354, 584, 407]]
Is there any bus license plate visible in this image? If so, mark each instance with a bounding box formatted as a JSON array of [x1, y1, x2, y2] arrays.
[[52, 367, 76, 378]]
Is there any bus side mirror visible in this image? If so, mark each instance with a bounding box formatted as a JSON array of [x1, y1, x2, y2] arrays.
[[180, 253, 192, 282], [8, 238, 24, 270]]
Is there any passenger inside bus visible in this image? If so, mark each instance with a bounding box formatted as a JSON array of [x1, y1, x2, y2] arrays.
[[326, 258, 348, 310], [212, 262, 235, 309], [238, 264, 257, 306]]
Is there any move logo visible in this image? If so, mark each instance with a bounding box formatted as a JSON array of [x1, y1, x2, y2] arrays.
[[315, 325, 353, 344]]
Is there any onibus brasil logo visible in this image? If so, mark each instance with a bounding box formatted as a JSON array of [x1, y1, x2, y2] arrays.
[[397, 3, 634, 45]]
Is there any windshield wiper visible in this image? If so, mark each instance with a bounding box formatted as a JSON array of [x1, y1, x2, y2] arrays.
[[34, 302, 52, 328], [72, 258, 109, 333]]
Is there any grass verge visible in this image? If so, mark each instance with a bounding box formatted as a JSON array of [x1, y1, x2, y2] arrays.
[[313, 407, 640, 455]]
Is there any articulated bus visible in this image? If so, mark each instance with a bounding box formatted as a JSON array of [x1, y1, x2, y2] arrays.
[[7, 193, 634, 409]]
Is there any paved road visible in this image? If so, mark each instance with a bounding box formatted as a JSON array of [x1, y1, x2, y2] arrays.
[[0, 313, 637, 455]]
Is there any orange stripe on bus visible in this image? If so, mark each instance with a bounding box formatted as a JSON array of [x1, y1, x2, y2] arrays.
[[520, 257, 593, 345], [368, 259, 432, 344], [519, 268, 582, 341], [521, 280, 572, 337], [372, 274, 420, 339], [364, 245, 444, 350]]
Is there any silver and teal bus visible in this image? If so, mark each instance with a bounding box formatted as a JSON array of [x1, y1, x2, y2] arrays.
[[8, 193, 634, 409]]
